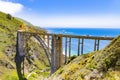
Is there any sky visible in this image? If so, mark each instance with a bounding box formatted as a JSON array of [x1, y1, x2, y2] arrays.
[[0, 0, 120, 28]]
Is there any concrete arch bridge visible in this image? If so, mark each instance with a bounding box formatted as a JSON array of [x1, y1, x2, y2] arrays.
[[15, 31, 114, 80]]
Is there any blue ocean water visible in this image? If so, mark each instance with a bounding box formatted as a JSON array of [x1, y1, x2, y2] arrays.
[[45, 28, 120, 55], [46, 28, 120, 37]]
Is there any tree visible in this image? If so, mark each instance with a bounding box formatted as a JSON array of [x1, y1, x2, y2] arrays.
[[7, 14, 12, 20]]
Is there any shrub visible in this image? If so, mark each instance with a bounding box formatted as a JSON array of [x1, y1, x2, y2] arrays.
[[7, 14, 12, 20]]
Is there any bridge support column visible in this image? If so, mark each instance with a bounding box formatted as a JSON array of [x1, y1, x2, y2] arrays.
[[94, 39, 100, 51], [51, 35, 63, 74], [78, 38, 80, 56], [65, 37, 68, 63], [69, 38, 71, 57], [15, 31, 27, 80], [77, 38, 84, 55], [56, 35, 63, 70], [51, 35, 56, 74], [81, 38, 84, 54]]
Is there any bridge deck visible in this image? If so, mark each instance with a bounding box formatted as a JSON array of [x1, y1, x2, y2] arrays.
[[21, 32, 114, 40]]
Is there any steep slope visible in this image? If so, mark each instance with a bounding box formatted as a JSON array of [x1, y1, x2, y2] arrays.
[[49, 36, 120, 80], [15, 17, 33, 27], [0, 11, 49, 80]]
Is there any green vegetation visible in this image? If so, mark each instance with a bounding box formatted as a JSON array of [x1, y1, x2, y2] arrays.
[[49, 36, 120, 80], [67, 55, 77, 64], [0, 11, 49, 79]]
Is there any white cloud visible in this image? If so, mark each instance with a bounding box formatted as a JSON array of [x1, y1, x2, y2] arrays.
[[0, 0, 24, 14], [24, 14, 120, 28]]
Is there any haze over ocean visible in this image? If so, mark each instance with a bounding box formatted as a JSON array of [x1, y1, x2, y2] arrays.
[[45, 28, 120, 56]]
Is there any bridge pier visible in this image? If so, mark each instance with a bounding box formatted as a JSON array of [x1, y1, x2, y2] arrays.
[[77, 38, 84, 56], [78, 38, 80, 56], [15, 31, 28, 80], [51, 35, 63, 74], [65, 37, 68, 63], [81, 38, 84, 54], [94, 39, 100, 51], [69, 38, 71, 57]]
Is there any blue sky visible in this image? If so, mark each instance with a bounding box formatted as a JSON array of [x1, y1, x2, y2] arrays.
[[0, 0, 120, 28], [13, 0, 120, 14]]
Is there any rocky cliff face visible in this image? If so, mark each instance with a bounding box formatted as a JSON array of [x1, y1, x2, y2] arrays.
[[48, 36, 120, 80]]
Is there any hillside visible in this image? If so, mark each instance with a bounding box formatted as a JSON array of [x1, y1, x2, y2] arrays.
[[48, 36, 120, 80], [0, 11, 49, 80]]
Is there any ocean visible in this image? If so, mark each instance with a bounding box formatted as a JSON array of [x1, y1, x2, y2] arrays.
[[45, 28, 120, 56]]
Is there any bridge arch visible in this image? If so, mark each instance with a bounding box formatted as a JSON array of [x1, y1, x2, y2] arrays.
[[15, 31, 51, 80]]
